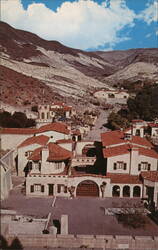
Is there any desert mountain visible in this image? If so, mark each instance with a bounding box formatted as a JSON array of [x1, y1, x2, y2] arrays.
[[0, 21, 158, 107]]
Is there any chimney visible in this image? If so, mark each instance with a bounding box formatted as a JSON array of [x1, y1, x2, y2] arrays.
[[41, 146, 49, 163], [129, 147, 139, 175]]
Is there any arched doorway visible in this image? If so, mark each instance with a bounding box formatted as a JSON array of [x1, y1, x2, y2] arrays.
[[76, 180, 99, 197], [133, 186, 141, 197], [123, 185, 130, 197], [112, 185, 120, 197]]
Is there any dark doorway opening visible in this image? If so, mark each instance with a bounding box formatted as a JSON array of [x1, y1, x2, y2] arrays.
[[48, 184, 54, 196]]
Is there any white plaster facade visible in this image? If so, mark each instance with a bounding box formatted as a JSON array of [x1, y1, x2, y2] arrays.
[[94, 90, 129, 101], [1, 132, 34, 150], [14, 127, 156, 207], [107, 149, 158, 176], [17, 143, 44, 176], [36, 130, 70, 141], [36, 103, 75, 128]]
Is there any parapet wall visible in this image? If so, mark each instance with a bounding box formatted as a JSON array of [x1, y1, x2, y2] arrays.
[[6, 234, 158, 249]]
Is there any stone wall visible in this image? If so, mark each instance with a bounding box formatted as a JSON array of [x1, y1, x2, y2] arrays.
[[5, 234, 158, 249]]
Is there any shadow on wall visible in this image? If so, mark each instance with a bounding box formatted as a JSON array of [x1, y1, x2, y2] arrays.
[[0, 235, 23, 249]]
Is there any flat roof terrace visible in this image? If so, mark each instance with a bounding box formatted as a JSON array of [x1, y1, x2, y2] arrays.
[[1, 178, 158, 236]]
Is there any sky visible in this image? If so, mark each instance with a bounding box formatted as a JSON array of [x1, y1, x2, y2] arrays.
[[1, 0, 158, 51]]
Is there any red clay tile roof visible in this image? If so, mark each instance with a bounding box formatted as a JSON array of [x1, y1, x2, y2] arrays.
[[1, 128, 37, 135], [131, 136, 152, 148], [48, 142, 72, 161], [50, 106, 72, 112], [106, 173, 141, 184], [148, 123, 158, 128], [29, 147, 42, 161], [18, 135, 49, 148], [140, 171, 158, 182], [103, 144, 131, 157], [139, 147, 158, 159], [29, 142, 72, 162], [56, 139, 73, 144], [103, 143, 158, 158], [101, 130, 153, 148], [36, 122, 70, 135], [101, 130, 125, 147], [132, 119, 144, 123]]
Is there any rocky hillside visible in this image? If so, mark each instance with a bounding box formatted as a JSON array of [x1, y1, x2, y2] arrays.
[[0, 21, 158, 107], [0, 65, 61, 106], [95, 49, 158, 89]]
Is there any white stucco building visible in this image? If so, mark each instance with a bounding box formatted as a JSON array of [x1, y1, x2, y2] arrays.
[[17, 135, 49, 176], [125, 120, 158, 145], [24, 128, 158, 208], [93, 89, 129, 104], [36, 102, 75, 128]]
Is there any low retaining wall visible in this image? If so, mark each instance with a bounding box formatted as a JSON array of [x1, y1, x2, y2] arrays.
[[6, 234, 158, 249]]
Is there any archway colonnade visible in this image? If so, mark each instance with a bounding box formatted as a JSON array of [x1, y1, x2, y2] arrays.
[[112, 185, 142, 198]]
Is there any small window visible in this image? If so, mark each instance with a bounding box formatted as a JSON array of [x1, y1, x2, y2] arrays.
[[34, 184, 41, 192], [56, 162, 61, 170], [64, 186, 67, 193], [114, 163, 117, 170], [148, 164, 151, 171], [141, 162, 148, 170], [124, 163, 127, 170], [57, 184, 62, 193], [41, 185, 44, 192], [30, 185, 34, 193], [41, 112, 45, 119], [138, 164, 141, 171], [117, 161, 124, 169]]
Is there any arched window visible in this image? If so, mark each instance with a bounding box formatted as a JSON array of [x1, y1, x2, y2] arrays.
[[112, 185, 120, 197], [133, 186, 141, 197], [41, 112, 45, 119], [123, 185, 130, 197]]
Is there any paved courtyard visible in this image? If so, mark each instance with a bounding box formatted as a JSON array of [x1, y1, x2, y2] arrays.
[[52, 197, 158, 236], [1, 177, 158, 236]]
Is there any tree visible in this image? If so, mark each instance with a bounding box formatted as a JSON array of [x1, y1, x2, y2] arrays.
[[106, 112, 130, 130], [12, 112, 27, 127], [25, 118, 36, 127], [0, 111, 12, 127], [0, 111, 36, 128], [117, 85, 158, 122], [127, 86, 158, 121]]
